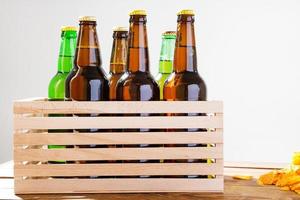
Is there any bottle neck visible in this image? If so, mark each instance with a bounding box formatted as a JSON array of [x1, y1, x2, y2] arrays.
[[57, 31, 76, 73], [110, 35, 127, 74], [75, 22, 102, 68], [127, 17, 149, 73], [159, 36, 176, 73], [174, 16, 197, 73]]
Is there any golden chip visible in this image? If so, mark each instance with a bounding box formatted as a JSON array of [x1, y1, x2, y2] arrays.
[[280, 186, 290, 191], [293, 152, 300, 165], [233, 175, 253, 180]]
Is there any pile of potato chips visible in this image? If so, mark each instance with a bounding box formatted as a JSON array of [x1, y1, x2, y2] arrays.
[[257, 152, 300, 195]]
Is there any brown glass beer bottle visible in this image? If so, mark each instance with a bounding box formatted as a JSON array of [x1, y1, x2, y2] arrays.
[[108, 27, 128, 101], [116, 10, 159, 167], [70, 16, 109, 102], [116, 10, 159, 102], [163, 10, 207, 178], [70, 16, 109, 152]]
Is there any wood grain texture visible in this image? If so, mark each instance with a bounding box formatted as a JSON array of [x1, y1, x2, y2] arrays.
[[14, 163, 223, 177], [13, 99, 224, 194], [2, 161, 300, 199], [0, 176, 299, 200], [14, 116, 223, 129], [14, 100, 223, 114], [14, 146, 222, 162], [14, 131, 223, 145], [14, 178, 224, 194]]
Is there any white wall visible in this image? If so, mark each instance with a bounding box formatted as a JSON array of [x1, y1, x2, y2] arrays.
[[0, 0, 299, 163]]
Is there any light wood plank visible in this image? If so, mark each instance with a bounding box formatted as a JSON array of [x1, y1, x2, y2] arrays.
[[14, 116, 223, 129], [14, 131, 223, 145], [14, 147, 223, 162], [224, 167, 273, 179], [14, 163, 223, 177], [14, 97, 46, 102], [14, 101, 223, 114], [224, 161, 288, 169], [14, 178, 224, 194]]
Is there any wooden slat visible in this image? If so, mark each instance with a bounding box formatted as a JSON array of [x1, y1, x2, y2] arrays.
[[224, 161, 288, 169], [14, 131, 223, 145], [14, 147, 222, 162], [14, 163, 223, 177], [14, 178, 224, 194], [14, 97, 46, 102], [14, 116, 223, 129], [14, 101, 223, 114]]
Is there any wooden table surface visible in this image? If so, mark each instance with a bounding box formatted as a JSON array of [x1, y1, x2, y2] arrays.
[[0, 161, 299, 200]]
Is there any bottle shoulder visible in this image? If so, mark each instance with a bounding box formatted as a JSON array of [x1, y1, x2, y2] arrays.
[[118, 71, 159, 87], [165, 71, 206, 86], [72, 67, 109, 82], [163, 71, 207, 101], [48, 72, 68, 98], [116, 72, 160, 101], [49, 72, 68, 87]]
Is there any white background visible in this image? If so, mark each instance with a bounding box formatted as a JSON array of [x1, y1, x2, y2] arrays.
[[0, 0, 299, 163]]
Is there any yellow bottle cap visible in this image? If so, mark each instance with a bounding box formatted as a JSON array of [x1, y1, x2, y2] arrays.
[[61, 26, 77, 32], [113, 26, 128, 32], [162, 31, 176, 36], [129, 10, 146, 16], [79, 16, 97, 22], [177, 9, 195, 16]]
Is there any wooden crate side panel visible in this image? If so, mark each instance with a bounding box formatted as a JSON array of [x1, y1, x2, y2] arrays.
[[14, 178, 224, 194], [14, 116, 223, 129], [14, 101, 223, 114], [14, 131, 223, 145], [14, 162, 223, 177], [14, 146, 223, 162]]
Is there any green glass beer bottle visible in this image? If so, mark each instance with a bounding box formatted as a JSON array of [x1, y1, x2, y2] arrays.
[[48, 26, 77, 154], [155, 31, 176, 100]]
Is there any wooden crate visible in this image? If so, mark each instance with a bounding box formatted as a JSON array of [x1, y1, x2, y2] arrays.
[[13, 98, 224, 194]]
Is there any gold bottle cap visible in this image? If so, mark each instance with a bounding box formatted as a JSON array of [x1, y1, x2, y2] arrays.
[[113, 26, 128, 32], [177, 9, 195, 16], [129, 10, 146, 16], [79, 16, 97, 22], [162, 31, 176, 36], [61, 26, 77, 32]]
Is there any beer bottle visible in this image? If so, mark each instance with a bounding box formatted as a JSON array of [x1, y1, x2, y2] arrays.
[[116, 10, 160, 166], [48, 26, 77, 161], [116, 10, 159, 101], [49, 26, 77, 101], [155, 31, 176, 100], [163, 10, 207, 178], [70, 16, 109, 151], [70, 16, 109, 102], [108, 27, 128, 101]]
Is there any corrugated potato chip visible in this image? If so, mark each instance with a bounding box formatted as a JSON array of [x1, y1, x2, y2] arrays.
[[258, 152, 300, 195]]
